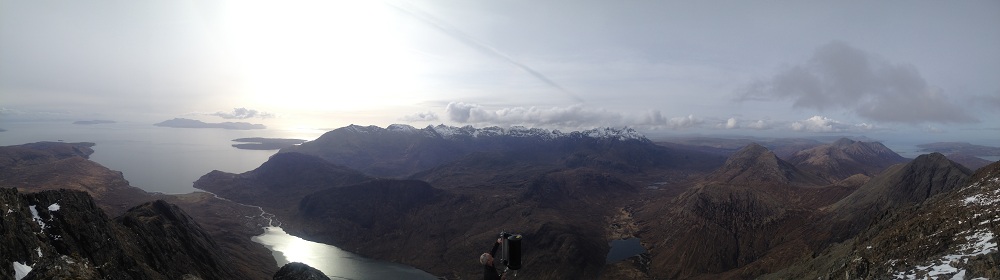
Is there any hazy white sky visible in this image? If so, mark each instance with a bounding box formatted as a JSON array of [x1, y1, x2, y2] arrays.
[[2, 0, 998, 142]]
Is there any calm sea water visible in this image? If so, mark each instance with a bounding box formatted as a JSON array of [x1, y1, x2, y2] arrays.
[[0, 121, 438, 278], [0, 121, 321, 194]]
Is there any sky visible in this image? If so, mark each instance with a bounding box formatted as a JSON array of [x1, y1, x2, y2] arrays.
[[2, 0, 999, 143]]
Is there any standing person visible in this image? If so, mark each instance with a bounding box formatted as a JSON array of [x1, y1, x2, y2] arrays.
[[480, 237, 505, 280]]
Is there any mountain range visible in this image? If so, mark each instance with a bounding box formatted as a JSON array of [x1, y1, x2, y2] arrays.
[[3, 124, 998, 279], [196, 124, 1000, 279]]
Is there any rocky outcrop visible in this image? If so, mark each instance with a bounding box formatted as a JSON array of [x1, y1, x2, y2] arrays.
[[767, 161, 1000, 279], [0, 142, 278, 279], [0, 189, 251, 280], [273, 262, 330, 280], [115, 200, 244, 280]]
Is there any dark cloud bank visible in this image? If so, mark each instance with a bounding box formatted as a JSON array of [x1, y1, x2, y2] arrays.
[[737, 41, 977, 124]]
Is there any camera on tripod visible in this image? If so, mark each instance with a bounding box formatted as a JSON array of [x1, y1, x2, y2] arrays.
[[498, 231, 522, 273]]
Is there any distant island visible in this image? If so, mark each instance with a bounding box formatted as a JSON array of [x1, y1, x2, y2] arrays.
[[0, 128, 6, 132], [231, 137, 308, 150], [918, 142, 1000, 156], [154, 118, 266, 130], [73, 120, 116, 125], [917, 142, 999, 169]]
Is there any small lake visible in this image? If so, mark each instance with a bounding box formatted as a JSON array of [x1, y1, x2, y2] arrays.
[[606, 238, 646, 263], [252, 227, 438, 280]]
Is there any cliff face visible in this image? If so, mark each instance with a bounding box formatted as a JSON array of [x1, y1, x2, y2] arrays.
[[0, 189, 249, 280], [115, 200, 245, 280]]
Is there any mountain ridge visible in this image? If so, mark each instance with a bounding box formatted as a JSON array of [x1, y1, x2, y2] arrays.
[[788, 137, 908, 182]]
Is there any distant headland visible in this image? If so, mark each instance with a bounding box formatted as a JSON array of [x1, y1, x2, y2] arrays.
[[154, 118, 266, 130], [231, 137, 308, 150]]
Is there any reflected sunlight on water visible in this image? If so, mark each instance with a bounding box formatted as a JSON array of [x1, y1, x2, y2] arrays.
[[252, 227, 438, 280]]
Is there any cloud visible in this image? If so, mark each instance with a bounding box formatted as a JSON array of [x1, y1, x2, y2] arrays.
[[971, 92, 1000, 112], [716, 117, 774, 130], [665, 114, 703, 129], [210, 107, 274, 119], [745, 120, 774, 130], [725, 117, 738, 129], [790, 115, 873, 133], [737, 41, 976, 123], [400, 111, 439, 122], [445, 102, 618, 127], [443, 102, 701, 130]]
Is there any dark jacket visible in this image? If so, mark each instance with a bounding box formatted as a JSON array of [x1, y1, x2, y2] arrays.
[[484, 241, 501, 280]]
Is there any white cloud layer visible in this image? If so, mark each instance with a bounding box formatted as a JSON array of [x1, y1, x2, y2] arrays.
[[400, 111, 440, 122], [717, 117, 774, 130], [790, 115, 874, 133], [211, 107, 274, 119], [443, 102, 702, 130]]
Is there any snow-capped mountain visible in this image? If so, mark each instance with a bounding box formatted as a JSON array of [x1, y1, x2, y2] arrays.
[[343, 124, 648, 142], [280, 124, 706, 178]]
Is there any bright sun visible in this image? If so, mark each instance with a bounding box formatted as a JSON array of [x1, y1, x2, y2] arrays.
[[220, 0, 422, 113]]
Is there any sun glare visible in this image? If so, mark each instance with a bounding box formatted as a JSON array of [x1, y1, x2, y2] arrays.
[[220, 0, 423, 112]]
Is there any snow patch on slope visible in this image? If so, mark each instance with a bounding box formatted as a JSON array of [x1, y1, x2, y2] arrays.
[[891, 174, 1000, 279], [13, 262, 32, 280], [29, 205, 45, 230]]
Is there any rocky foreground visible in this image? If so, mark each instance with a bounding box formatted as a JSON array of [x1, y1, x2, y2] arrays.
[[0, 141, 329, 280]]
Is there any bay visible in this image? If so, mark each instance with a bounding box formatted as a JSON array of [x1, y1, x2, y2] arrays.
[[0, 121, 321, 194], [1, 120, 438, 278]]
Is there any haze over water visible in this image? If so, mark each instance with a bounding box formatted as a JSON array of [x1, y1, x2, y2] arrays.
[[0, 121, 321, 194]]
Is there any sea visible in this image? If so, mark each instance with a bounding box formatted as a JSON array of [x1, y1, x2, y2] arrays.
[[0, 120, 437, 279]]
